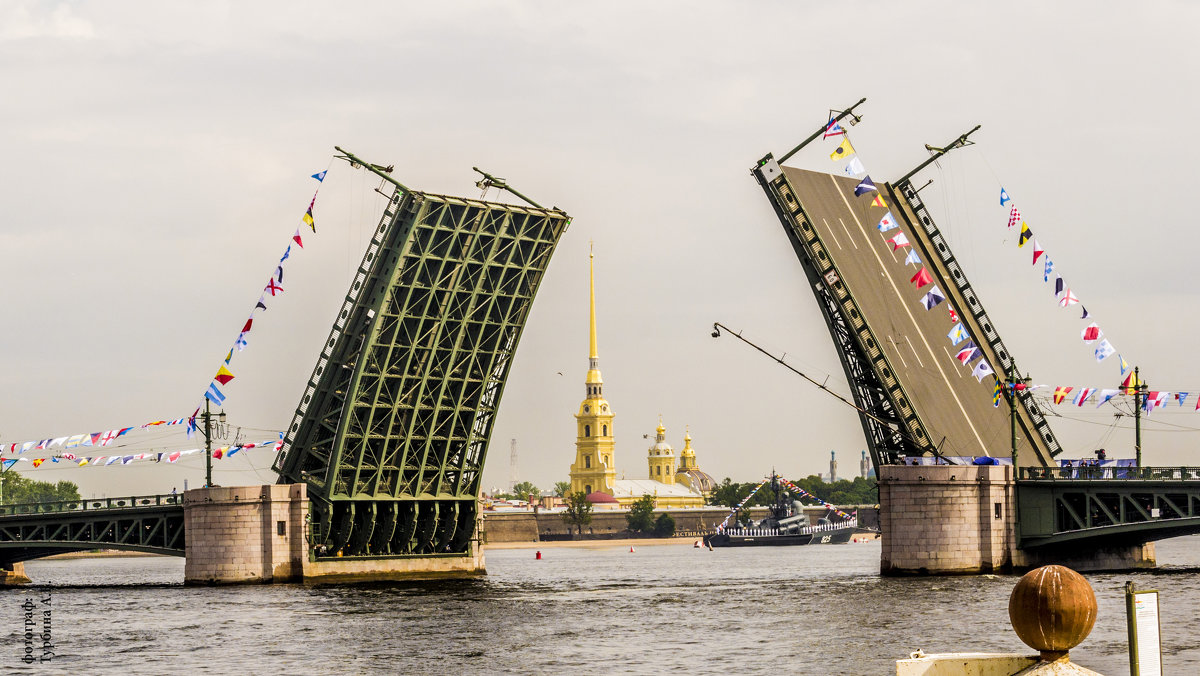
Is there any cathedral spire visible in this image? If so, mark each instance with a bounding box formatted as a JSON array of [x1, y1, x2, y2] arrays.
[[586, 243, 603, 397]]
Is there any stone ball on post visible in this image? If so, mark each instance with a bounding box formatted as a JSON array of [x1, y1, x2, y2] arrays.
[[1008, 565, 1098, 662]]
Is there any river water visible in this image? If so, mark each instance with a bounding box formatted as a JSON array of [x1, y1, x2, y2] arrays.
[[2, 538, 1198, 675]]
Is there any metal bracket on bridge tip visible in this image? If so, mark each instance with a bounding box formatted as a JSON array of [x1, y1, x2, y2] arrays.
[[757, 156, 781, 182]]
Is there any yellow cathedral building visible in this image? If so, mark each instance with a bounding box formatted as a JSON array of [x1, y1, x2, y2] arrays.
[[568, 247, 715, 509]]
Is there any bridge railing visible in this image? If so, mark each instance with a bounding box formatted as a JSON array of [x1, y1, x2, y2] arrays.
[[1019, 466, 1200, 481], [0, 494, 183, 517]]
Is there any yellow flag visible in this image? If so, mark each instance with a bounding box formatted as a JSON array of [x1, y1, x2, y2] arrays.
[[1018, 222, 1032, 248], [830, 138, 855, 160], [871, 195, 887, 209], [214, 365, 235, 385]]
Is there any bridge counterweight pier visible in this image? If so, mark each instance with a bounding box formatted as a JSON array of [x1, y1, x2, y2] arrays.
[[183, 484, 485, 585], [879, 465, 1156, 575]]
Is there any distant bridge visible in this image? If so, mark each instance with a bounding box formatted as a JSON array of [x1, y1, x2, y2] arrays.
[[0, 494, 183, 564], [1018, 467, 1200, 548]]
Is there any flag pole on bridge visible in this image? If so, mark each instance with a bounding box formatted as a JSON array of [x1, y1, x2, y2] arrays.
[[776, 97, 867, 165]]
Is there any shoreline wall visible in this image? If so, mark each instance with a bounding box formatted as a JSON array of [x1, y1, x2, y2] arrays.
[[482, 504, 880, 543]]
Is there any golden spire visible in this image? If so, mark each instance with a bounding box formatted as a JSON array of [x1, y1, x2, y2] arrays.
[[586, 243, 603, 392], [589, 241, 598, 360]]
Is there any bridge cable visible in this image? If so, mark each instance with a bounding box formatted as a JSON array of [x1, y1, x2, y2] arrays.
[[711, 322, 949, 461]]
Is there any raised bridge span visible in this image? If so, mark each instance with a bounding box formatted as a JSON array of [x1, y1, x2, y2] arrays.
[[0, 149, 572, 582], [749, 101, 1200, 572]]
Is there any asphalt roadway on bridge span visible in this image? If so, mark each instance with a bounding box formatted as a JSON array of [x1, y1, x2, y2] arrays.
[[780, 165, 1040, 462]]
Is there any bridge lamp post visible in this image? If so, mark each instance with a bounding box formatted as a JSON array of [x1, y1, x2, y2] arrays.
[[1004, 368, 1032, 476], [200, 401, 227, 488]]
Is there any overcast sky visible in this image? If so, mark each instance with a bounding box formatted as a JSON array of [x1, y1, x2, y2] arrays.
[[3, 1, 1200, 497]]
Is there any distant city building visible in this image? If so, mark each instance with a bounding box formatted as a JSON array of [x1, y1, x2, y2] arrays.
[[861, 450, 871, 479], [566, 248, 710, 508], [829, 450, 838, 483]]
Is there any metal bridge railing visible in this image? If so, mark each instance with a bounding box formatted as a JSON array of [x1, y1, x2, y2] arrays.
[[0, 494, 183, 516], [1019, 467, 1200, 481]]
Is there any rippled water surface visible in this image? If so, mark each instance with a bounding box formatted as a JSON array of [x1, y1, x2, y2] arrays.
[[3, 538, 1199, 674]]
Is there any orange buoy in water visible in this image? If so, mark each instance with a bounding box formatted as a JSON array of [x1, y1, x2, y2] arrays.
[[630, 546, 635, 553], [693, 540, 700, 548], [535, 550, 541, 560]]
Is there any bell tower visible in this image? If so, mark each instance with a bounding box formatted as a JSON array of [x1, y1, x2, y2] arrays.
[[569, 245, 616, 496]]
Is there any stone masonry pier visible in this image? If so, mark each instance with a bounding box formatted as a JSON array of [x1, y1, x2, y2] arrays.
[[183, 484, 484, 584], [879, 465, 1154, 575]]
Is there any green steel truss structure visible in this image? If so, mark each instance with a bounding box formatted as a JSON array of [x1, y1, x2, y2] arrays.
[[0, 494, 184, 564], [1018, 467, 1200, 547], [273, 164, 569, 559], [893, 181, 1062, 464]]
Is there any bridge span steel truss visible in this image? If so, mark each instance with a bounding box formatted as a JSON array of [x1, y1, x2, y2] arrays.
[[753, 155, 932, 469], [0, 495, 184, 564], [753, 149, 1062, 470], [1018, 468, 1200, 547], [891, 182, 1061, 464], [274, 183, 569, 559]]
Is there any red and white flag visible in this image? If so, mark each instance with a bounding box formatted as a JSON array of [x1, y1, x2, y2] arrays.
[[1059, 289, 1079, 307], [1007, 206, 1021, 229], [1080, 323, 1101, 344], [1074, 388, 1094, 406]]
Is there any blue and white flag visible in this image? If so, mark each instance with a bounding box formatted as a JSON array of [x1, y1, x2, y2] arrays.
[[312, 170, 327, 182], [1096, 389, 1119, 407], [1094, 339, 1115, 362], [843, 157, 865, 177], [948, 323, 969, 346], [1000, 188, 1011, 206], [1044, 257, 1054, 283], [921, 286, 946, 310], [205, 382, 227, 406], [904, 250, 921, 266], [854, 176, 877, 196], [971, 360, 994, 381]]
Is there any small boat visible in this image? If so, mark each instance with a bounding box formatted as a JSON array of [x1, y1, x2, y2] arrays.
[[703, 472, 857, 548]]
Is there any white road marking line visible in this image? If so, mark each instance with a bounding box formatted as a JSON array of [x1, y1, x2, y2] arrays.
[[822, 217, 843, 250], [830, 175, 988, 455], [837, 218, 858, 250], [889, 336, 909, 368]]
